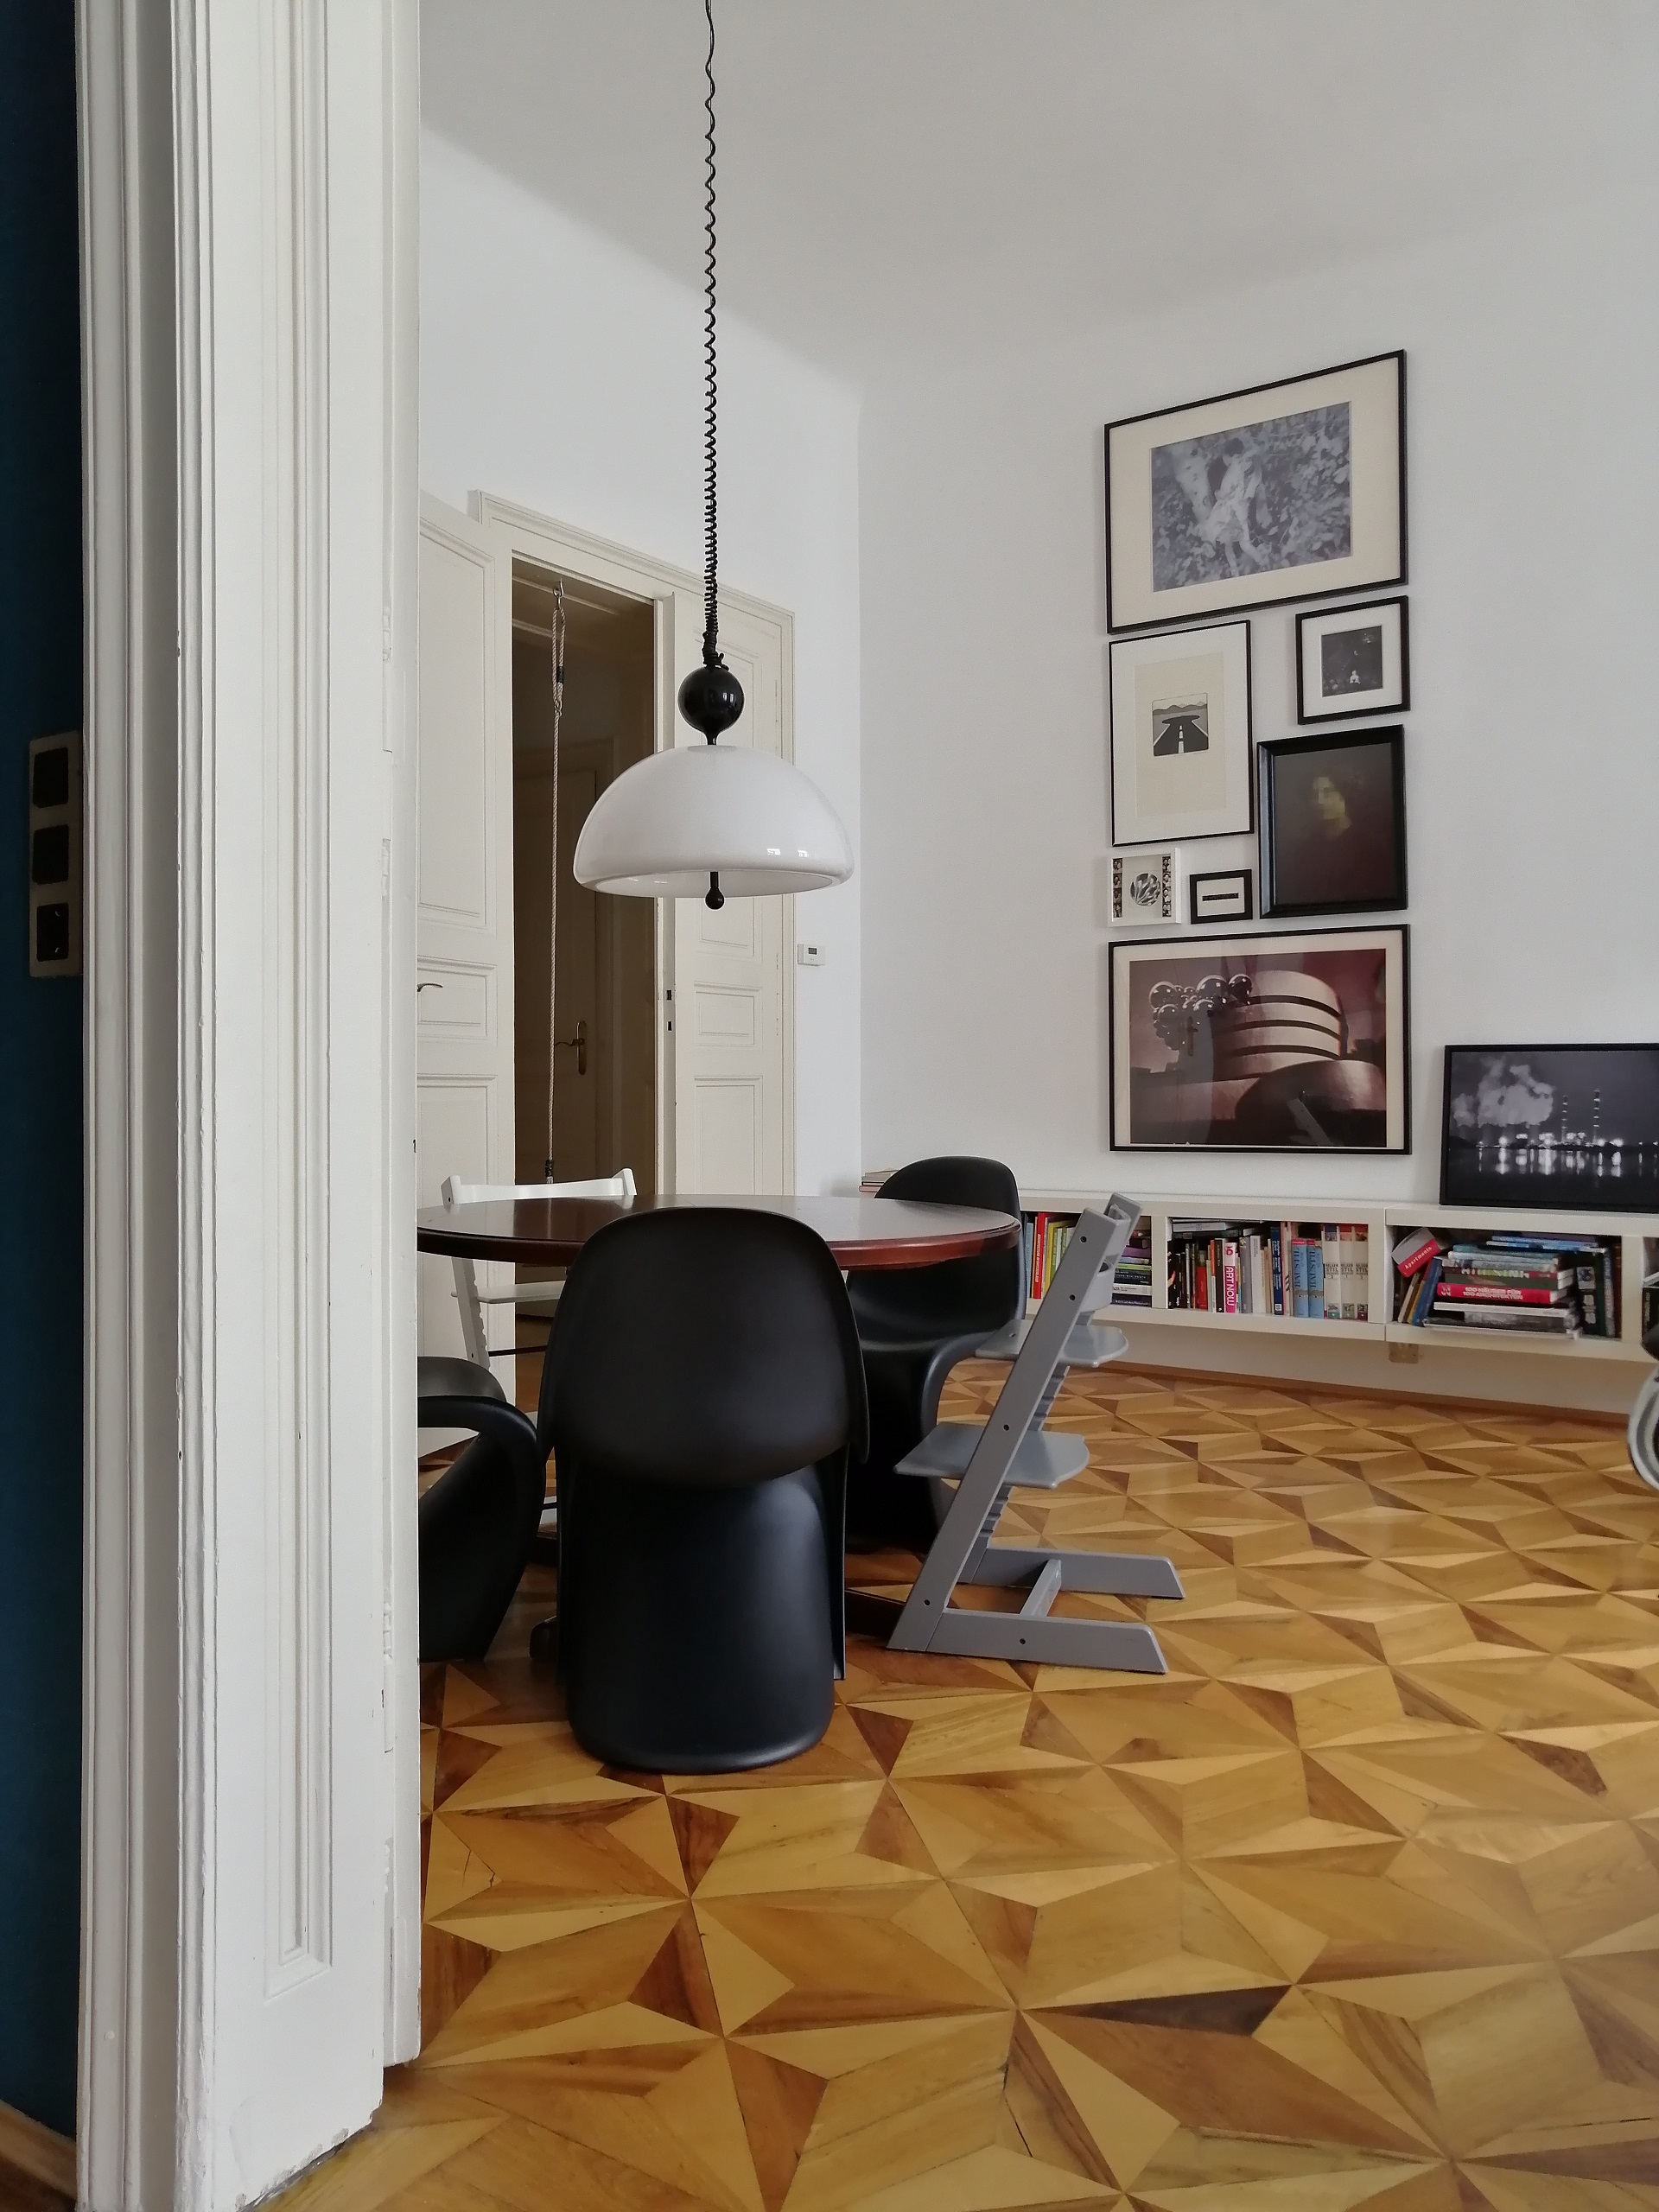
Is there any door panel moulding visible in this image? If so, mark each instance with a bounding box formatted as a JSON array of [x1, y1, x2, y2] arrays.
[[77, 5, 421, 2208]]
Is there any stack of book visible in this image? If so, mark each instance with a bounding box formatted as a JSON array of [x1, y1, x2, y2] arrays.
[[1167, 1220, 1370, 1321], [1112, 1219, 1154, 1307], [1393, 1230, 1618, 1338]]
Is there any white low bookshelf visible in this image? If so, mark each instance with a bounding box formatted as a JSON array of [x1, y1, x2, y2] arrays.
[[1008, 1188, 1658, 1365]]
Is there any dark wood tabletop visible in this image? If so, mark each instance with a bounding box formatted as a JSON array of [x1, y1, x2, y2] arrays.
[[416, 1192, 1021, 1270]]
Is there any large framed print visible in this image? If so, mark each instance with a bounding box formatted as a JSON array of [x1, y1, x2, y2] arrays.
[[1258, 726, 1407, 918], [1106, 351, 1406, 631], [1109, 620, 1252, 846], [1297, 594, 1409, 722], [1441, 1043, 1659, 1212], [1110, 925, 1409, 1153]]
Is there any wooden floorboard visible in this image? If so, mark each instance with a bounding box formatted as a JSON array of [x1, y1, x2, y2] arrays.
[[286, 1363, 1659, 2212]]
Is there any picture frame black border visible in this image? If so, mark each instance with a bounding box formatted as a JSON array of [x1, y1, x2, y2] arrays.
[[1108, 922, 1412, 1156], [1109, 617, 1255, 849], [1439, 1040, 1659, 1212], [1103, 348, 1408, 634], [1188, 868, 1254, 925], [1295, 594, 1411, 723], [1258, 724, 1408, 919]]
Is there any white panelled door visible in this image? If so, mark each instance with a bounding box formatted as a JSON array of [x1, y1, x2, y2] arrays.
[[672, 595, 790, 1193], [418, 496, 514, 1376]]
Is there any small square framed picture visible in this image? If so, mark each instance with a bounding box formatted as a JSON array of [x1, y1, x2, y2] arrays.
[[1296, 595, 1409, 722], [1112, 848, 1180, 926], [1259, 726, 1407, 918], [1189, 868, 1252, 925]]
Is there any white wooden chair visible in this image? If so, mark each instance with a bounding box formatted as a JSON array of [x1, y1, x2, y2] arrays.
[[440, 1168, 637, 1365]]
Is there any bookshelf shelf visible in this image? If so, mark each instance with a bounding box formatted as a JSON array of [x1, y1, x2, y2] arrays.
[[982, 1185, 1658, 1363]]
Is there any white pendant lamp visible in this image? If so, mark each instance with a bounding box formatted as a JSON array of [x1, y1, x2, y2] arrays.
[[573, 0, 852, 913]]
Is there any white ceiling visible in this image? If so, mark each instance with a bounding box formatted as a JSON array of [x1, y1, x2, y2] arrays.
[[421, 0, 1659, 381]]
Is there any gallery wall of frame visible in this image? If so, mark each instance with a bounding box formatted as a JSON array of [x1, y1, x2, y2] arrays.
[[1105, 350, 1417, 1165], [1099, 346, 1659, 1384]]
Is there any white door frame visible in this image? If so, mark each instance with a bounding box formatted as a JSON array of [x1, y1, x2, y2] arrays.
[[77, 7, 420, 2207], [473, 495, 798, 1197]]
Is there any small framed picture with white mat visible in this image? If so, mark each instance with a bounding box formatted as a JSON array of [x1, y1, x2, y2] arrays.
[[1112, 849, 1181, 926], [1296, 595, 1409, 722]]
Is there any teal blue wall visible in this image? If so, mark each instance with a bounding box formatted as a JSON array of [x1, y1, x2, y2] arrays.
[[0, 0, 85, 2140]]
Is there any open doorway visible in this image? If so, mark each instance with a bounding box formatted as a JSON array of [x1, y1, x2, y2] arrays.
[[507, 564, 657, 1400]]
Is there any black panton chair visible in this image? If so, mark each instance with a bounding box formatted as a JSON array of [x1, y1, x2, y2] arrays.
[[540, 1206, 869, 1773], [416, 1357, 548, 1662], [846, 1155, 1024, 1550]]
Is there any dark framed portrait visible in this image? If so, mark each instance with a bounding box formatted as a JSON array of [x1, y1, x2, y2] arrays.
[[1441, 1044, 1659, 1212], [1297, 595, 1409, 722], [1258, 726, 1406, 918], [1105, 352, 1406, 631], [1109, 925, 1410, 1153]]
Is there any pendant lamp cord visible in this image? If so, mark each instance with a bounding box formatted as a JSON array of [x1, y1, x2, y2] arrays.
[[543, 580, 565, 1179], [699, 0, 721, 671]]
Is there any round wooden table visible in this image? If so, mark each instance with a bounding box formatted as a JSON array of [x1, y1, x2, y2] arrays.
[[416, 1191, 1021, 1270]]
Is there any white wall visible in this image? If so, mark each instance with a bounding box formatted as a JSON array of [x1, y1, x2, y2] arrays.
[[421, 130, 862, 1192], [859, 186, 1659, 1407], [861, 184, 1659, 1196]]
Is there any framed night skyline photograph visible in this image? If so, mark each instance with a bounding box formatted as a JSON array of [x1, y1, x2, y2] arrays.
[[1440, 1044, 1659, 1212]]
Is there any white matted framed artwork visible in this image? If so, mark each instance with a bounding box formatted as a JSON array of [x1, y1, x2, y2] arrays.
[[1111, 848, 1181, 926], [1297, 595, 1409, 722], [1109, 619, 1252, 847], [1105, 352, 1406, 631]]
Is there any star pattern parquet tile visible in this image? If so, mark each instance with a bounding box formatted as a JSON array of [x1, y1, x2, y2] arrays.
[[283, 1365, 1659, 2212]]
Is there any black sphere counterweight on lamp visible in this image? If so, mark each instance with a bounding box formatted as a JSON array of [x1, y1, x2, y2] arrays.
[[572, 0, 852, 907]]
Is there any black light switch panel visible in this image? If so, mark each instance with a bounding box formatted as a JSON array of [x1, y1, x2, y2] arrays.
[[28, 732, 80, 978]]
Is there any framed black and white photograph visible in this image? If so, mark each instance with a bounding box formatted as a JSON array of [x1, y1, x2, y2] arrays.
[[1441, 1044, 1659, 1213], [1258, 726, 1407, 918], [1109, 620, 1252, 846], [1112, 848, 1180, 927], [1189, 868, 1252, 925], [1297, 595, 1409, 722], [1105, 351, 1406, 631], [1109, 925, 1409, 1153]]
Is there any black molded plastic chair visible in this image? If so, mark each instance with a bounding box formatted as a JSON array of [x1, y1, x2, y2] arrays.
[[846, 1156, 1023, 1550], [417, 1357, 547, 1661], [541, 1207, 868, 1772]]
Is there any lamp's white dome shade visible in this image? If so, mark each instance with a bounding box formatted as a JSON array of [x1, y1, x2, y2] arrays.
[[572, 742, 854, 898]]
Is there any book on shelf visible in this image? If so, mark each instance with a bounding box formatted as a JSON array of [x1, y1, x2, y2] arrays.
[[1019, 1209, 1152, 1307], [1394, 1230, 1619, 1338], [1393, 1227, 1440, 1276], [1165, 1217, 1368, 1324], [1429, 1302, 1581, 1336]]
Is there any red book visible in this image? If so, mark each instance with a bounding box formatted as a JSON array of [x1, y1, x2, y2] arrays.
[[1434, 1281, 1564, 1306]]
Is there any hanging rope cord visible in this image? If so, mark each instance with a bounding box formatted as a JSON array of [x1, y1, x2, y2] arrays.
[[699, 0, 720, 663], [543, 580, 565, 1180]]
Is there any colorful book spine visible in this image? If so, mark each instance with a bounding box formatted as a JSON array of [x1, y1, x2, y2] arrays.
[[1291, 1239, 1309, 1319], [1435, 1281, 1567, 1306]]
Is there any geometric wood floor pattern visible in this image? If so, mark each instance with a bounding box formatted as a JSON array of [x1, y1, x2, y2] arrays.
[[282, 1363, 1659, 2212]]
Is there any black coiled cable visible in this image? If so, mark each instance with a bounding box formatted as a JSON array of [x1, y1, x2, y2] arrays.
[[699, 0, 720, 665]]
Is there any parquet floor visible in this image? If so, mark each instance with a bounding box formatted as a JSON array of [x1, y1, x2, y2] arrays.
[[288, 1363, 1659, 2212]]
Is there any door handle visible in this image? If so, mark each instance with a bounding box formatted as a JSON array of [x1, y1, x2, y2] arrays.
[[555, 1018, 588, 1077]]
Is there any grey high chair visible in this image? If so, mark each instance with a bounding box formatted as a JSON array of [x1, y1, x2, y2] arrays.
[[878, 1193, 1185, 1672]]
